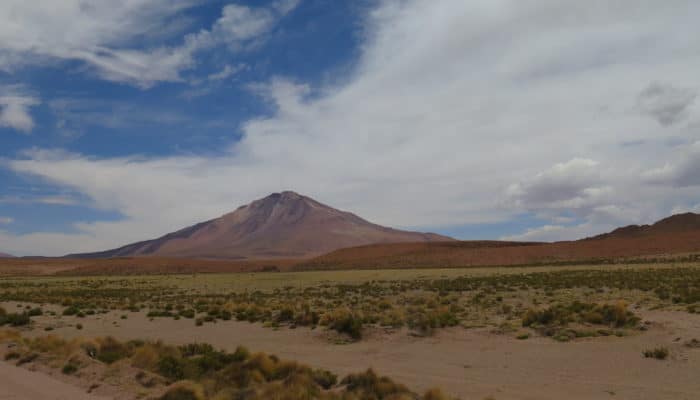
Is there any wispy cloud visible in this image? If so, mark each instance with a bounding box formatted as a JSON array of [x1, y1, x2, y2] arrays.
[[0, 85, 39, 133], [0, 194, 78, 206], [0, 1, 300, 88]]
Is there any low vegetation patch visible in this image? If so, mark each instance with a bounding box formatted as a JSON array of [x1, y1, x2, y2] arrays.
[[2, 264, 699, 340], [522, 301, 639, 341], [643, 347, 669, 360], [0, 331, 453, 400]]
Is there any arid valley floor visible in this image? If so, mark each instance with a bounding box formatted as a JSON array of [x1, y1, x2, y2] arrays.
[[2, 263, 700, 399]]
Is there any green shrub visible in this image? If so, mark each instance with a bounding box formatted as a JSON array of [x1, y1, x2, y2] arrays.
[[643, 347, 669, 360], [159, 381, 205, 400], [1, 312, 31, 326], [95, 337, 131, 364], [311, 368, 337, 389], [62, 363, 78, 375], [326, 309, 363, 340], [27, 308, 43, 317], [341, 368, 412, 399], [158, 355, 186, 381], [62, 306, 80, 316]]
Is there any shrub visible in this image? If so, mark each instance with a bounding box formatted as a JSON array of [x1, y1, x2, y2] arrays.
[[62, 363, 78, 375], [643, 347, 669, 360], [522, 301, 639, 332], [62, 306, 80, 316], [311, 368, 337, 389], [424, 388, 452, 400], [158, 355, 186, 381], [341, 368, 412, 399], [27, 308, 43, 317], [131, 345, 162, 370], [325, 309, 363, 340], [95, 337, 131, 364], [1, 312, 31, 327], [159, 381, 205, 400]]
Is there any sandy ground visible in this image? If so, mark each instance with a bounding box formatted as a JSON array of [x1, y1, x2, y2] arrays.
[[0, 361, 108, 400], [3, 302, 700, 400]]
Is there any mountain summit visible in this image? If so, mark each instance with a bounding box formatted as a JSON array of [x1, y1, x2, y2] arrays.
[[69, 191, 452, 259]]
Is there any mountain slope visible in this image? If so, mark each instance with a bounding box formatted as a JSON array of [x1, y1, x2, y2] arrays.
[[588, 212, 700, 240], [69, 191, 453, 259], [296, 212, 700, 271], [0, 252, 14, 258]]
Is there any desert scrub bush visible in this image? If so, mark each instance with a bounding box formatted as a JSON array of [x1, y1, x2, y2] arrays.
[[322, 308, 363, 340], [341, 368, 413, 399], [522, 301, 639, 331], [0, 312, 31, 327], [94, 336, 133, 364], [407, 307, 459, 336], [27, 307, 43, 317], [160, 381, 205, 400], [424, 387, 454, 400], [643, 347, 669, 360], [62, 306, 80, 316], [0, 332, 454, 400], [311, 368, 338, 390], [62, 362, 79, 375]]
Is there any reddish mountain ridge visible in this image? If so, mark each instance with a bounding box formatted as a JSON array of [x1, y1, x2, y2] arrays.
[[68, 191, 452, 260], [297, 212, 700, 271], [587, 212, 700, 240]]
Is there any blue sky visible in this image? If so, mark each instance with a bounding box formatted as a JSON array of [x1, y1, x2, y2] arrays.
[[1, 0, 700, 256]]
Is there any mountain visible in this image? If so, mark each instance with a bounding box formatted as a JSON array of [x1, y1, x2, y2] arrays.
[[69, 191, 453, 260], [0, 252, 14, 258], [296, 212, 700, 271], [588, 212, 700, 240]]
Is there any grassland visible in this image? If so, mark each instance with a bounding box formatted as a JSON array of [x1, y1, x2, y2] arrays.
[[3, 263, 700, 340]]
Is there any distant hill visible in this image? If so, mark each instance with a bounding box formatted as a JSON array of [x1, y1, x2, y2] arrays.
[[68, 191, 453, 260], [296, 212, 700, 271], [587, 213, 700, 240], [0, 252, 14, 258]]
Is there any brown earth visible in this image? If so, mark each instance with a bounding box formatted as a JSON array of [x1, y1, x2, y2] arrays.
[[588, 212, 700, 239], [0, 257, 299, 277], [68, 191, 451, 260], [0, 360, 109, 400], [6, 301, 700, 400]]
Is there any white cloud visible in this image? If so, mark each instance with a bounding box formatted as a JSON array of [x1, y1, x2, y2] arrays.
[[0, 85, 39, 133], [506, 158, 607, 211], [0, 1, 299, 88], [208, 64, 245, 81], [644, 141, 700, 187], [4, 0, 700, 254]]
